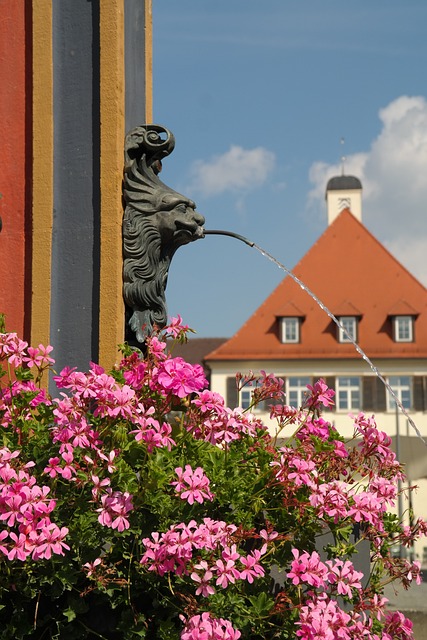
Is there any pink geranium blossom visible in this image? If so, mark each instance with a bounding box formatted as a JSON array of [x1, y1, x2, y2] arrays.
[[23, 344, 55, 369], [296, 594, 352, 640], [165, 315, 190, 339], [326, 558, 363, 598], [152, 357, 207, 398], [190, 560, 215, 596], [305, 378, 335, 409], [239, 549, 265, 583], [214, 557, 240, 588], [83, 557, 102, 577], [171, 465, 214, 505], [180, 612, 241, 640], [287, 549, 328, 588], [30, 522, 70, 560], [97, 489, 133, 532]]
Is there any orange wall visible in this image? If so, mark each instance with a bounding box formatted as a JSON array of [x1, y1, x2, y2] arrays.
[[0, 1, 29, 337]]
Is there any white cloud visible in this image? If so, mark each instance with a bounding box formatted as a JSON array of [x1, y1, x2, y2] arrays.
[[189, 145, 276, 197], [384, 237, 427, 289], [308, 95, 427, 286]]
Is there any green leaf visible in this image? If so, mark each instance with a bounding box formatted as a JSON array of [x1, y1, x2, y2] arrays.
[[248, 591, 275, 617], [62, 607, 77, 622]]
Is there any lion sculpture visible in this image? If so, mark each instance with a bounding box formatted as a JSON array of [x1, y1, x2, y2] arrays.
[[122, 125, 205, 344]]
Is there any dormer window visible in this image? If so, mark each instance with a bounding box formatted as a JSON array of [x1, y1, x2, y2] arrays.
[[280, 317, 300, 344], [338, 316, 357, 343], [393, 315, 414, 342]]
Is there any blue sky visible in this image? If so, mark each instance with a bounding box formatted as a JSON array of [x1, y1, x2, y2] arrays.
[[152, 1, 427, 338]]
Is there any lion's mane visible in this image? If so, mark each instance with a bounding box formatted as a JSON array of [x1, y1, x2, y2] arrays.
[[122, 125, 204, 344]]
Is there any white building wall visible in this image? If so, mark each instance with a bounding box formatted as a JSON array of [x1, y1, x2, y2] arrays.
[[327, 188, 362, 224]]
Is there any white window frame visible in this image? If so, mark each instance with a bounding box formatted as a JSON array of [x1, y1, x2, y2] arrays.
[[240, 387, 253, 410], [280, 317, 300, 344], [287, 376, 311, 408], [393, 316, 414, 343], [336, 376, 361, 412], [387, 375, 412, 411], [239, 382, 266, 412], [338, 316, 357, 343]]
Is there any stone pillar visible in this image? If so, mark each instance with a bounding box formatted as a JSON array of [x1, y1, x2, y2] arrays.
[[0, 0, 152, 378]]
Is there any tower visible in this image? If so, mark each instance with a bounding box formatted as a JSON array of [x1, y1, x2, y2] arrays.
[[325, 175, 363, 225]]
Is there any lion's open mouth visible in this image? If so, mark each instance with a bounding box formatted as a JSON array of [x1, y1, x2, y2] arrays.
[[174, 223, 205, 243]]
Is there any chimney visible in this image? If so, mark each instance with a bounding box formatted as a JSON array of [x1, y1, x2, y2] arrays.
[[325, 175, 362, 225]]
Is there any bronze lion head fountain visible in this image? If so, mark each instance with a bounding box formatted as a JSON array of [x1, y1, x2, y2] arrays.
[[122, 125, 205, 344]]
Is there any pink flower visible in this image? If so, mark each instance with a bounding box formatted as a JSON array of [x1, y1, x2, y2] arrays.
[[145, 336, 167, 360], [180, 612, 241, 640], [0, 332, 28, 367], [326, 558, 363, 598], [271, 448, 316, 489], [192, 390, 225, 413], [97, 489, 133, 532], [130, 409, 175, 452], [152, 357, 207, 398], [91, 475, 111, 499], [6, 532, 30, 561], [270, 403, 299, 422], [190, 560, 215, 596], [405, 560, 422, 585], [171, 465, 214, 505], [83, 557, 102, 577], [239, 549, 265, 584], [98, 450, 117, 474], [58, 449, 76, 480], [214, 557, 240, 588], [30, 522, 70, 560], [95, 385, 136, 419], [287, 456, 317, 487], [296, 594, 352, 640], [383, 611, 413, 639], [305, 378, 335, 409], [42, 457, 60, 478], [23, 344, 55, 369], [287, 549, 328, 588], [222, 544, 241, 562], [140, 519, 237, 578], [309, 481, 350, 522], [348, 491, 385, 528], [123, 362, 147, 389], [52, 366, 78, 388], [165, 315, 190, 339]]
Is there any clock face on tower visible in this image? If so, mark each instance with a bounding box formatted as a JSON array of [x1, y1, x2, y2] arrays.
[[338, 197, 351, 211]]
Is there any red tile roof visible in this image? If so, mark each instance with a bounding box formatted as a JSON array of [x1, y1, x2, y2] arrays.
[[206, 210, 427, 361]]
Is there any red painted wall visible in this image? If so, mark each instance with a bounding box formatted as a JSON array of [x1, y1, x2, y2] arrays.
[[0, 2, 30, 337]]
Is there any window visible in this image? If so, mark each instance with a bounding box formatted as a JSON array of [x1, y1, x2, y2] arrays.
[[338, 197, 351, 211], [393, 316, 414, 342], [336, 376, 361, 411], [280, 317, 300, 343], [287, 376, 311, 408], [239, 383, 268, 412], [387, 376, 412, 411], [338, 316, 357, 343], [240, 387, 253, 410]]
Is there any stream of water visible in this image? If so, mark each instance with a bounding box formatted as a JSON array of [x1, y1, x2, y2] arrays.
[[203, 229, 425, 443]]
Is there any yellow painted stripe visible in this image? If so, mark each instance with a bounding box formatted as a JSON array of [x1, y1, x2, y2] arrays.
[[145, 0, 153, 122], [31, 0, 53, 354], [98, 0, 126, 369]]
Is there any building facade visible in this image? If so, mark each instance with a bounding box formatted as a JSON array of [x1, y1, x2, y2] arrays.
[[205, 176, 427, 560]]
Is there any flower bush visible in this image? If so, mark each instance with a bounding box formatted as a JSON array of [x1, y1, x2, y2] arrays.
[[0, 316, 426, 639]]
